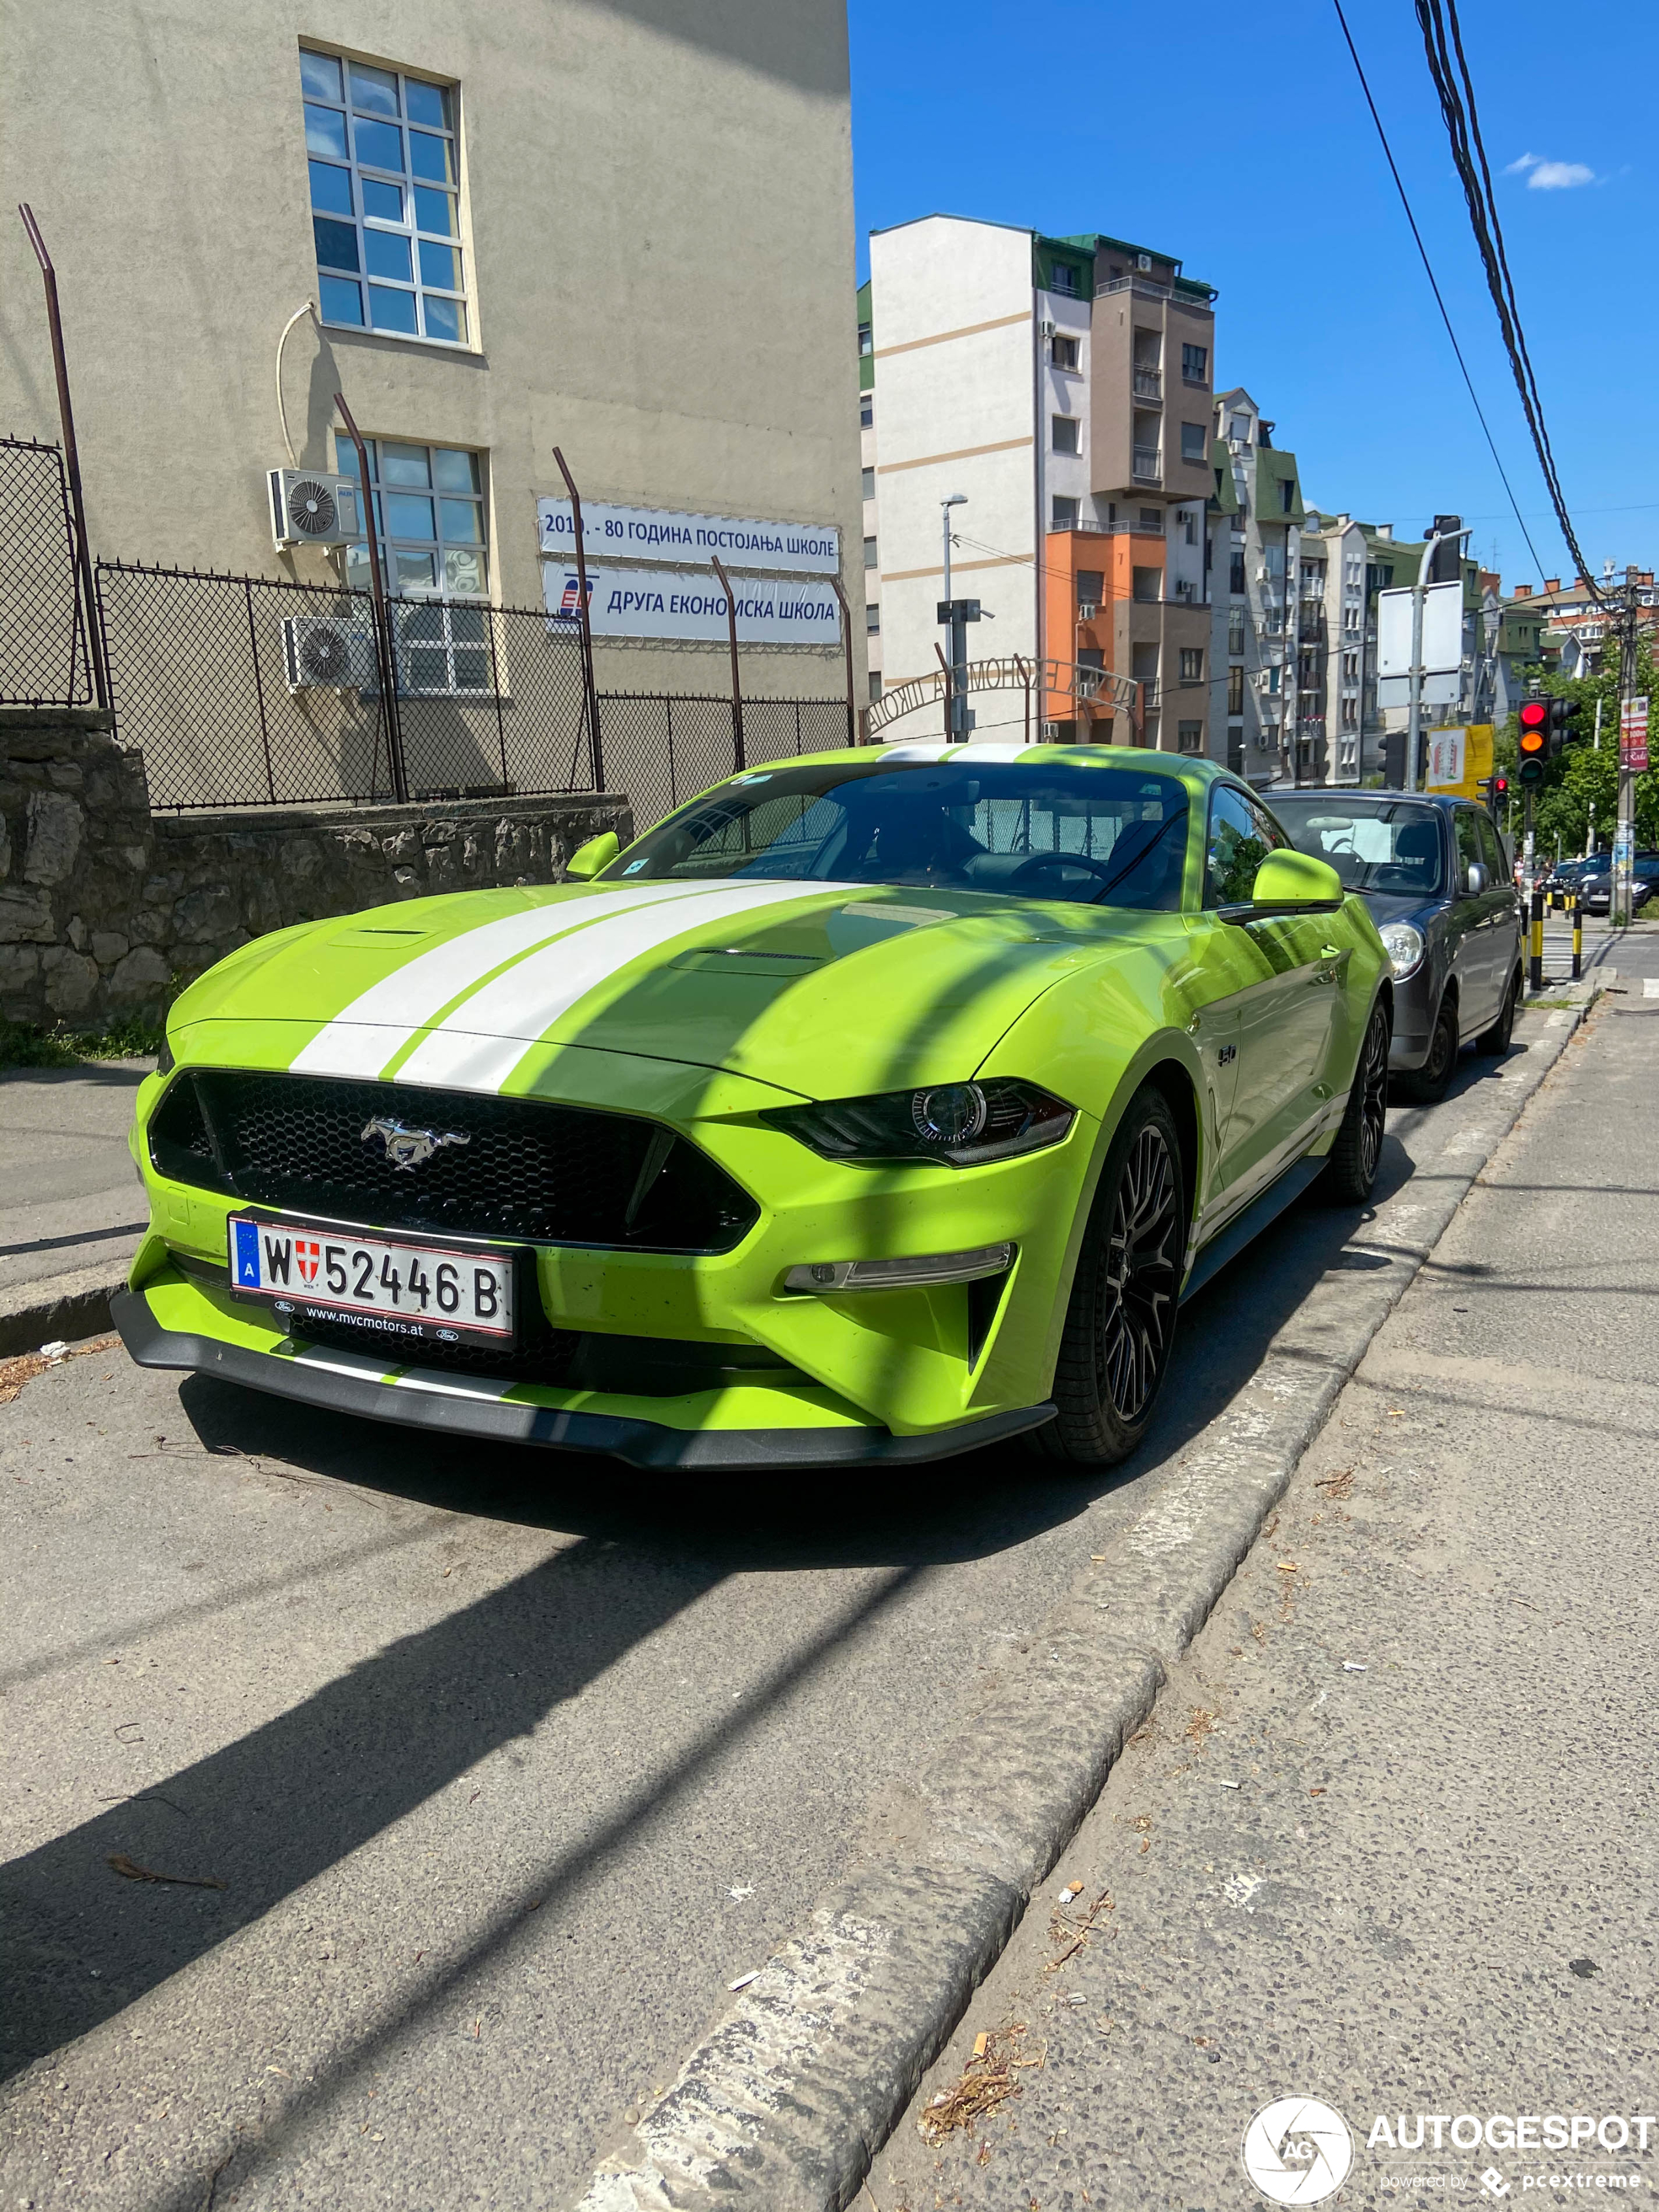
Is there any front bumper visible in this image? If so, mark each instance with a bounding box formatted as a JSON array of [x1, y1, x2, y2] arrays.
[[113, 1276, 1055, 1469]]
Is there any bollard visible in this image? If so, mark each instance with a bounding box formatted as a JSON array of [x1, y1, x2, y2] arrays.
[[1571, 892, 1582, 982], [1530, 886, 1545, 994]]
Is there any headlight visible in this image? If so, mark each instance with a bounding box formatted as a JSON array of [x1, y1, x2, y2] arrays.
[[764, 1078, 1075, 1166], [1377, 921, 1425, 981]]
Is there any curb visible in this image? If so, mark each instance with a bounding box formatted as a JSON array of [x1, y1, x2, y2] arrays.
[[571, 1001, 1595, 2212], [0, 1262, 132, 1361]]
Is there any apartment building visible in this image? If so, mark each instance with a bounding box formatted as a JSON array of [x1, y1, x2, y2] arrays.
[[1206, 391, 1304, 786], [1290, 513, 1423, 784], [1507, 569, 1659, 678], [0, 0, 862, 698], [861, 215, 1216, 748]]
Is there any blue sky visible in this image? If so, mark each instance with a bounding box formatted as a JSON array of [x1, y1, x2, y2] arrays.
[[846, 0, 1652, 588]]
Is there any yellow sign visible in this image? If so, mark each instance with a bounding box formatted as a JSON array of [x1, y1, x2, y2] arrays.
[[1423, 724, 1494, 799]]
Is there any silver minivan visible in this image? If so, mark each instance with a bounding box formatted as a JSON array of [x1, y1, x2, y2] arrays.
[[1268, 790, 1524, 1102]]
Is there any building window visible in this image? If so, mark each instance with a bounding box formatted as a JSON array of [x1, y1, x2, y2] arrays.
[[1076, 569, 1104, 610], [302, 50, 466, 344], [1182, 511, 1197, 546], [1228, 607, 1246, 654], [1052, 415, 1080, 455], [1180, 422, 1207, 465], [858, 321, 873, 357], [1138, 507, 1163, 533], [336, 436, 487, 597], [1178, 720, 1203, 754], [869, 671, 884, 703], [860, 396, 873, 429], [1051, 333, 1079, 370], [1052, 494, 1080, 530], [1229, 552, 1246, 596], [1266, 665, 1281, 696], [1182, 342, 1208, 383], [861, 466, 875, 501], [1280, 477, 1295, 513], [1180, 647, 1204, 682], [863, 535, 878, 570], [1132, 566, 1160, 603], [1228, 415, 1251, 445], [1049, 263, 1078, 296], [1342, 697, 1358, 731], [865, 601, 880, 635], [1227, 665, 1244, 714], [1344, 652, 1359, 682]]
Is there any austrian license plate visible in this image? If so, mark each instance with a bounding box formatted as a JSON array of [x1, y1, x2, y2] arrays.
[[227, 1215, 515, 1345]]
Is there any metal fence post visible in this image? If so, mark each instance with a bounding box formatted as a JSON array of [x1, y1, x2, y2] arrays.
[[333, 392, 407, 803], [709, 554, 745, 771], [243, 576, 276, 802], [18, 205, 108, 714], [552, 447, 604, 793], [827, 571, 857, 745], [487, 605, 509, 792]]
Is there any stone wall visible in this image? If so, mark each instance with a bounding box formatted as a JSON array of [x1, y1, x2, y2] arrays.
[[0, 709, 632, 1029]]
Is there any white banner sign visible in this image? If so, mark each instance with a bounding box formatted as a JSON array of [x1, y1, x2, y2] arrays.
[[544, 564, 842, 647], [1377, 580, 1465, 678], [538, 497, 839, 575]]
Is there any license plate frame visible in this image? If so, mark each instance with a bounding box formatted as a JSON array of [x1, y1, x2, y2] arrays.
[[226, 1214, 520, 1349]]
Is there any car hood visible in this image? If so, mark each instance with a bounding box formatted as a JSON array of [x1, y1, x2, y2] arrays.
[[167, 876, 1142, 1100], [1357, 887, 1444, 930]]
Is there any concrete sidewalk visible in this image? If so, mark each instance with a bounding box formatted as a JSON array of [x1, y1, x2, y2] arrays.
[[0, 1061, 153, 1356], [867, 987, 1659, 2209]]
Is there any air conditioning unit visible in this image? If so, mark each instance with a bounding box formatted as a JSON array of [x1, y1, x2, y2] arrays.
[[1256, 566, 1271, 583], [1039, 318, 1056, 338], [1076, 601, 1099, 619], [282, 614, 379, 692], [1135, 252, 1153, 273], [268, 468, 359, 550], [1174, 579, 1195, 601]]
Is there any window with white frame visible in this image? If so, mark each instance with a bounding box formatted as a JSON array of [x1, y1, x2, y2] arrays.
[[1050, 333, 1080, 370], [1180, 647, 1204, 682], [335, 436, 489, 691], [302, 50, 467, 345]]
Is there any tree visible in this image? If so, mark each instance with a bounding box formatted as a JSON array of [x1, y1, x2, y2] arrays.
[[1495, 648, 1659, 857]]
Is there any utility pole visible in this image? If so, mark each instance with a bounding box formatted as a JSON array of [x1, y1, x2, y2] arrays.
[[1613, 565, 1645, 928], [940, 493, 970, 737]]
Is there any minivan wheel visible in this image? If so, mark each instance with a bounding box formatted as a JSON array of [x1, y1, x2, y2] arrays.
[[1475, 967, 1521, 1054], [1399, 995, 1458, 1104]]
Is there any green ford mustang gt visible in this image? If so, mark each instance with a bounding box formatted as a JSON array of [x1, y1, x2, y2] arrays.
[[114, 743, 1391, 1471]]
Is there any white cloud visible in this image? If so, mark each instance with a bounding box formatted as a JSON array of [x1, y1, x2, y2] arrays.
[[1506, 151, 1597, 189]]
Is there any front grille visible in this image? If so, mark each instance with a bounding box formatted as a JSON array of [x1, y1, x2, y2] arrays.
[[150, 1070, 758, 1253]]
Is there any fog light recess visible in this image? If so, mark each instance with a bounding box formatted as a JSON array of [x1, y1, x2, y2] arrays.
[[782, 1242, 1014, 1294]]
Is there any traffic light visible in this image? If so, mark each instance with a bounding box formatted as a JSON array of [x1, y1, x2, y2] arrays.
[[1479, 772, 1510, 812], [1519, 697, 1549, 786], [1547, 696, 1580, 754]]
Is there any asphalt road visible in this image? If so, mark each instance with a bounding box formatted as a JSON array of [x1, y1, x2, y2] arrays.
[[0, 1062, 153, 1300], [869, 973, 1659, 2209], [0, 997, 1639, 2212]]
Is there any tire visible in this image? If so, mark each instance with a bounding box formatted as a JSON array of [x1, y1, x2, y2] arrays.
[[1322, 997, 1391, 1204], [1475, 965, 1521, 1055], [1031, 1085, 1186, 1467], [1398, 993, 1458, 1104]]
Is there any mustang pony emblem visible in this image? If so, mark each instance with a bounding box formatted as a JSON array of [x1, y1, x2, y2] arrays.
[[361, 1115, 473, 1171]]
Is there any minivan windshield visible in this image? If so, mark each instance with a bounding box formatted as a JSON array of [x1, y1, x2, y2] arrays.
[[607, 757, 1192, 910], [1268, 795, 1445, 897]]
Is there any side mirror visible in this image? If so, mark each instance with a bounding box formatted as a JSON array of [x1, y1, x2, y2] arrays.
[[1252, 849, 1344, 908], [564, 830, 619, 882], [1462, 861, 1487, 896]]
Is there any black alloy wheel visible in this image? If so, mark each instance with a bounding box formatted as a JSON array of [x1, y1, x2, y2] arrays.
[[1035, 1085, 1186, 1467], [1323, 998, 1391, 1203]]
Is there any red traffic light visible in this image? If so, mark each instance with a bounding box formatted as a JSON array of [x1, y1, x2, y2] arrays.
[[1491, 773, 1510, 797], [1519, 699, 1549, 756]]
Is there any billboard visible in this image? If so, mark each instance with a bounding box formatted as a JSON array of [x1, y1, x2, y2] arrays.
[[1423, 724, 1494, 800], [537, 496, 839, 577], [543, 564, 841, 647]]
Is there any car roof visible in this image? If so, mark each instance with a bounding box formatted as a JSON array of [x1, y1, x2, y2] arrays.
[[788, 742, 1217, 785], [1269, 787, 1466, 809]]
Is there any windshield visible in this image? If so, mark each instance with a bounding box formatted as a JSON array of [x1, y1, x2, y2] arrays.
[[607, 758, 1192, 910], [1268, 796, 1445, 897]]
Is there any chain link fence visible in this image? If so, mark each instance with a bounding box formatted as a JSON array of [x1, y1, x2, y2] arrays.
[[0, 436, 91, 707], [600, 691, 852, 835]]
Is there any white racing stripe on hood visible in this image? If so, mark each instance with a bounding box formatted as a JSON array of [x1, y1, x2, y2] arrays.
[[290, 884, 713, 1080], [396, 878, 860, 1093]]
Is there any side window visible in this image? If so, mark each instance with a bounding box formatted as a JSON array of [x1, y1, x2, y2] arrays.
[[1248, 796, 1291, 854], [1475, 810, 1506, 883], [1455, 809, 1483, 891], [1206, 784, 1273, 906]]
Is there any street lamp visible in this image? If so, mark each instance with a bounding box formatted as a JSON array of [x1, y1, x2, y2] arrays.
[[1406, 523, 1473, 793], [940, 494, 971, 736], [941, 492, 967, 601]]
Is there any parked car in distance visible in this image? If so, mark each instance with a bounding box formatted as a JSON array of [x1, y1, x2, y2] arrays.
[[1538, 854, 1604, 898], [1268, 790, 1523, 1103], [1580, 853, 1659, 914]]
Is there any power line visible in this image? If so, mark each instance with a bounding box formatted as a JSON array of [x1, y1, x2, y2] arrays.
[[1330, 0, 1549, 582], [1414, 0, 1607, 603]]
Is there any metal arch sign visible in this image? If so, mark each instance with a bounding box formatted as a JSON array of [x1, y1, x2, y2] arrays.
[[537, 497, 840, 576]]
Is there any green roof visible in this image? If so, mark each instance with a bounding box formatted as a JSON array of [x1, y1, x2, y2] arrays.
[[1255, 447, 1304, 528], [1208, 441, 1241, 516]]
